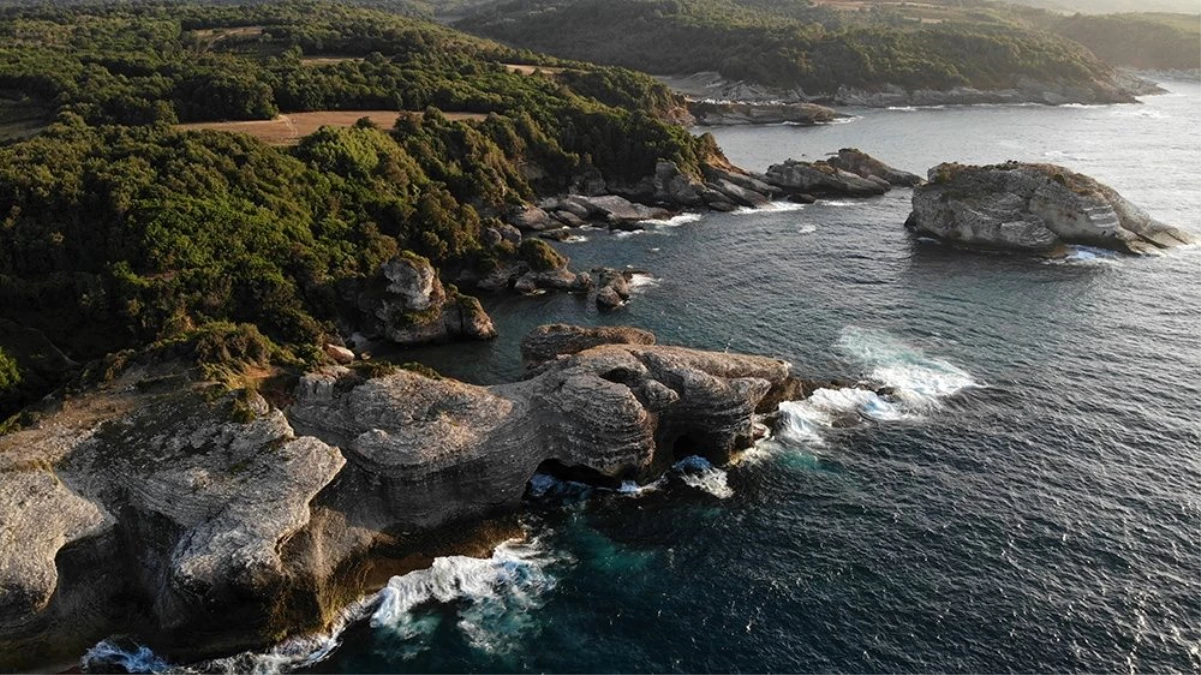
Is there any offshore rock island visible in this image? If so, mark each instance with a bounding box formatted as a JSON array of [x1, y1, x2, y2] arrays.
[[906, 162, 1197, 255]]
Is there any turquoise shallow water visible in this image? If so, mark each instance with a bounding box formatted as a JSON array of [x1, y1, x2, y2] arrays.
[[87, 81, 1201, 674]]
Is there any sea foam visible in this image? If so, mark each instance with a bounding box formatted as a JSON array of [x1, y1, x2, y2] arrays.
[[762, 327, 978, 452], [81, 538, 560, 674]]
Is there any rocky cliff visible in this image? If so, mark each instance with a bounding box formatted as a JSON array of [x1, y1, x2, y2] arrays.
[[906, 162, 1196, 255], [355, 253, 496, 347], [686, 99, 844, 126], [656, 71, 1151, 108], [0, 326, 805, 670]]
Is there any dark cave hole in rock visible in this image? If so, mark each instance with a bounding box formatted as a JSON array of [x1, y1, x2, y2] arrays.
[[526, 459, 624, 496], [670, 433, 706, 462]]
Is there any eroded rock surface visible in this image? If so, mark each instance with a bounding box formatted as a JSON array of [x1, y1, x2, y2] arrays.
[[765, 159, 892, 198], [0, 375, 347, 669], [686, 99, 843, 126], [827, 148, 922, 188], [906, 162, 1197, 255], [0, 326, 806, 670], [521, 324, 657, 368], [358, 253, 496, 346]]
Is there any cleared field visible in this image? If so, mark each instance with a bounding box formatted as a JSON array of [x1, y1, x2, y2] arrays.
[[300, 56, 364, 67], [0, 98, 48, 141], [504, 63, 566, 75], [0, 119, 46, 142], [187, 25, 265, 40], [176, 110, 489, 145]]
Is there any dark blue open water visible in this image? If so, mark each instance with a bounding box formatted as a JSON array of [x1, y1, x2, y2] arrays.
[[91, 81, 1201, 674]]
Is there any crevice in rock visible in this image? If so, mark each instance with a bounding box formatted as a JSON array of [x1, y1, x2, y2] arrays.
[[527, 458, 623, 492]]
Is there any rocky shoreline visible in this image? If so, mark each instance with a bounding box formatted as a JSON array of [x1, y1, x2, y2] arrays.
[[655, 71, 1161, 109], [685, 99, 845, 126], [0, 324, 863, 671]]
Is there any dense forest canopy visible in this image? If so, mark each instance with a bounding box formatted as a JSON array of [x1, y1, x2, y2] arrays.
[[454, 0, 1129, 93], [1045, 12, 1199, 70], [1004, 0, 1200, 14], [0, 0, 720, 418]]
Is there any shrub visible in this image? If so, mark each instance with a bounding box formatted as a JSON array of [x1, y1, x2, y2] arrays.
[[520, 239, 566, 272]]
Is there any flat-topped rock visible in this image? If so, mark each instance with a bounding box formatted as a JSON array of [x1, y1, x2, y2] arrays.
[[521, 324, 657, 368], [906, 162, 1197, 255]]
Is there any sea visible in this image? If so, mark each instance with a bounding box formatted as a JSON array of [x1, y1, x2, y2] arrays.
[[86, 80, 1201, 673]]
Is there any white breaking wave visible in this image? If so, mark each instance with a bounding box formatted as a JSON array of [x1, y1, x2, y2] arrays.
[[371, 539, 558, 656], [732, 201, 809, 216], [836, 326, 978, 404], [81, 539, 560, 674], [82, 641, 170, 674], [641, 212, 703, 227], [797, 224, 817, 235], [761, 327, 979, 452], [826, 115, 860, 125], [1050, 245, 1121, 266], [672, 456, 734, 499], [627, 273, 658, 292], [531, 457, 727, 501]]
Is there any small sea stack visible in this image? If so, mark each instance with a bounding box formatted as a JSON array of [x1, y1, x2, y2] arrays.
[[906, 161, 1197, 256]]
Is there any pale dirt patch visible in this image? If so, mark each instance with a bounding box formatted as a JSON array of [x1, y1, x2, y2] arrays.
[[503, 63, 566, 75], [176, 110, 489, 145], [300, 56, 364, 67]]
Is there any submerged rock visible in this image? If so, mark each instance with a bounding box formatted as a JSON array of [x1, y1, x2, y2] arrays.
[[906, 162, 1197, 255]]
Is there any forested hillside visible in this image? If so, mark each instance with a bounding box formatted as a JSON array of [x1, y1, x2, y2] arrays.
[[1046, 13, 1199, 70], [0, 1, 718, 418], [455, 0, 1129, 95]]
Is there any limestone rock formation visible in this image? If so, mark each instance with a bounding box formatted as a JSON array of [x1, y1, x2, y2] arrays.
[[656, 71, 1149, 108], [650, 159, 706, 207], [686, 99, 844, 126], [594, 268, 635, 311], [906, 162, 1197, 255], [826, 148, 922, 188], [560, 195, 672, 226], [520, 324, 657, 368], [0, 327, 806, 670], [764, 159, 892, 198], [358, 253, 496, 346], [0, 375, 347, 669], [472, 240, 591, 295], [508, 205, 556, 232], [289, 334, 797, 532]]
